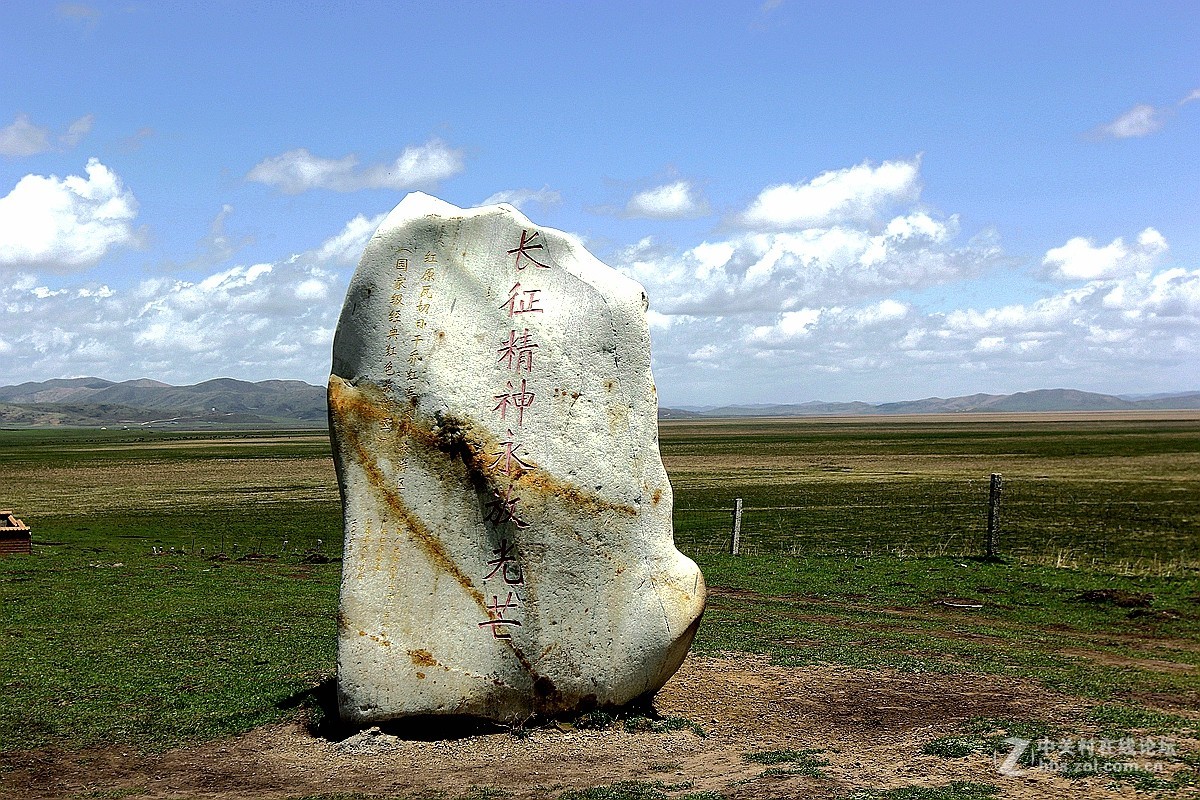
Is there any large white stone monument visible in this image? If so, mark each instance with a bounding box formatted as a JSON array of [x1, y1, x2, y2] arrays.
[[330, 193, 705, 725]]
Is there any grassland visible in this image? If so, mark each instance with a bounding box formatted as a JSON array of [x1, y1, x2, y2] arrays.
[[664, 414, 1200, 569], [1, 414, 1198, 778]]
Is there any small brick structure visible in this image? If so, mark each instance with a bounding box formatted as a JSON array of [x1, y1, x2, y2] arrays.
[[0, 510, 31, 556]]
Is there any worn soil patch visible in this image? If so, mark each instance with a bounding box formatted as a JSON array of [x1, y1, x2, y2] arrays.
[[5, 654, 1188, 800]]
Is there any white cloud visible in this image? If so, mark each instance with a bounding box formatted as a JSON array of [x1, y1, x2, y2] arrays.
[[295, 278, 328, 300], [687, 343, 724, 362], [744, 300, 910, 352], [315, 212, 386, 264], [620, 210, 994, 317], [60, 114, 94, 147], [153, 204, 254, 275], [481, 186, 562, 210], [0, 209, 398, 384], [1042, 227, 1167, 280], [4, 143, 1196, 408], [201, 204, 239, 261], [1096, 89, 1200, 139], [974, 336, 1006, 352], [247, 140, 464, 193], [0, 158, 140, 271], [932, 269, 1200, 357], [737, 157, 921, 229], [624, 180, 709, 219], [0, 114, 52, 157], [748, 308, 822, 345], [2, 259, 343, 384], [619, 176, 1197, 404], [645, 309, 675, 330], [853, 298, 909, 324], [1098, 104, 1166, 139], [0, 113, 94, 156], [646, 265, 1200, 403]]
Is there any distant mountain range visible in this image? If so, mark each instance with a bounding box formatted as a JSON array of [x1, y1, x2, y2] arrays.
[[1, 378, 1198, 428], [0, 377, 327, 428], [660, 388, 1200, 418]]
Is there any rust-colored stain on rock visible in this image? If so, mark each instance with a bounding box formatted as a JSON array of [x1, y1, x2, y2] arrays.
[[332, 375, 636, 520], [329, 376, 485, 611], [329, 374, 648, 699], [408, 649, 438, 667], [328, 196, 710, 728]]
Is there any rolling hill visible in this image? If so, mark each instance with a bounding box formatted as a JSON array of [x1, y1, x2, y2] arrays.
[[687, 388, 1200, 418], [0, 377, 327, 428], [1, 379, 1198, 428]]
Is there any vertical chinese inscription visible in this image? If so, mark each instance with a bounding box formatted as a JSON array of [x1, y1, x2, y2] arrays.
[[477, 228, 555, 640], [383, 250, 408, 379], [381, 247, 438, 490], [407, 251, 438, 380], [477, 537, 524, 640], [381, 249, 412, 489]]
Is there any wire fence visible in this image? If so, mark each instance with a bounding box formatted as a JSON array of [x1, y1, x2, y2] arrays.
[[117, 473, 1199, 574], [673, 473, 1200, 572]]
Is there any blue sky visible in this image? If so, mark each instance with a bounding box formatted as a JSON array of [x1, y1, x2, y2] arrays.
[[2, 1, 1197, 405]]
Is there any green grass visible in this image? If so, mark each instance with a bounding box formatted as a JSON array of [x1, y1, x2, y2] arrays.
[[922, 717, 1058, 764], [8, 539, 1194, 751], [699, 551, 1200, 636], [841, 783, 999, 800], [743, 748, 830, 777], [558, 782, 668, 800], [692, 553, 1200, 708], [0, 427, 333, 465], [288, 791, 509, 800], [1, 418, 1198, 755], [920, 715, 1200, 791], [1, 525, 340, 749], [557, 783, 725, 800], [623, 715, 706, 737], [663, 416, 1200, 566], [1087, 704, 1200, 737], [555, 782, 715, 800], [921, 737, 990, 759], [0, 446, 343, 751]]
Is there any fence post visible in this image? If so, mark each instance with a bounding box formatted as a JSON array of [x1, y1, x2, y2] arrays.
[[731, 498, 743, 556], [986, 473, 1003, 558]]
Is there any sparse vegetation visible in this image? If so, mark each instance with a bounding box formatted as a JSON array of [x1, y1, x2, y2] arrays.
[[743, 748, 830, 778], [558, 781, 669, 800], [921, 715, 1199, 791], [1087, 704, 1200, 737], [623, 715, 706, 737], [841, 783, 999, 800], [921, 737, 988, 759]]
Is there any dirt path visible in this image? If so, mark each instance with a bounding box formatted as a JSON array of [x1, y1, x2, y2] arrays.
[[5, 654, 1193, 800]]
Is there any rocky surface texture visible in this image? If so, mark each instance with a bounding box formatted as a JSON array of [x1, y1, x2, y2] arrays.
[[329, 193, 705, 725]]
